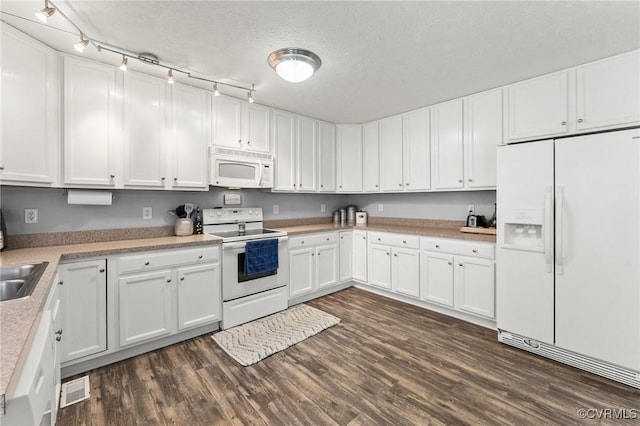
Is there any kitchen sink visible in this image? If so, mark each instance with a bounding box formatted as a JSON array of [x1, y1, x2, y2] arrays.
[[0, 262, 48, 302]]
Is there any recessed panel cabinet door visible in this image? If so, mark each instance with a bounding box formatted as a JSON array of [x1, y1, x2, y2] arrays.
[[362, 121, 380, 192], [316, 245, 338, 289], [391, 248, 420, 298], [273, 110, 297, 191], [289, 248, 315, 297], [421, 252, 454, 307], [177, 263, 221, 330], [367, 244, 391, 289], [297, 116, 317, 191], [213, 95, 243, 148], [352, 231, 368, 282], [119, 269, 173, 347], [318, 121, 336, 192], [379, 115, 404, 191], [431, 99, 463, 189], [339, 232, 353, 282], [455, 257, 495, 319], [246, 103, 271, 152], [0, 24, 59, 186], [64, 57, 119, 186], [123, 72, 166, 187], [336, 125, 363, 192], [464, 89, 501, 189], [402, 107, 431, 191]]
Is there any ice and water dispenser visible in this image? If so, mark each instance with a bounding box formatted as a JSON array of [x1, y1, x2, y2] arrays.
[[500, 208, 545, 252]]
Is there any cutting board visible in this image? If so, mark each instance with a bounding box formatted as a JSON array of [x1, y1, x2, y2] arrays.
[[460, 226, 497, 235]]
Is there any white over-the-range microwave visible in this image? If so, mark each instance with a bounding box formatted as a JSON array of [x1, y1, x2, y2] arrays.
[[209, 146, 274, 188]]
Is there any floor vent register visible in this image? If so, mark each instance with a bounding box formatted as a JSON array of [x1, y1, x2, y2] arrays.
[[60, 376, 90, 408]]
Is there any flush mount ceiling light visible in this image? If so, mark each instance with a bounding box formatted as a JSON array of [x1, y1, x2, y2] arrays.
[[268, 48, 321, 83]]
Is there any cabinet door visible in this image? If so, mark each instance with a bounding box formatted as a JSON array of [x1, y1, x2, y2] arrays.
[[352, 231, 368, 282], [289, 248, 315, 297], [576, 50, 640, 131], [64, 57, 119, 187], [316, 245, 338, 289], [170, 84, 209, 189], [336, 125, 363, 192], [402, 107, 431, 191], [455, 257, 495, 319], [119, 269, 173, 347], [318, 121, 336, 192], [246, 103, 271, 152], [272, 109, 297, 191], [431, 99, 464, 189], [47, 273, 62, 419], [0, 24, 59, 186], [507, 71, 569, 141], [367, 244, 391, 289], [297, 116, 317, 191], [391, 248, 420, 298], [123, 72, 166, 188], [58, 260, 107, 362], [379, 115, 404, 191], [339, 232, 353, 282], [464, 89, 501, 189], [177, 263, 221, 330], [421, 252, 454, 307], [213, 95, 243, 148], [362, 121, 380, 192]]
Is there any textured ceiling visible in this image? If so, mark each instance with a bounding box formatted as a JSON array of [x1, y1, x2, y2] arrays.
[[1, 1, 639, 123]]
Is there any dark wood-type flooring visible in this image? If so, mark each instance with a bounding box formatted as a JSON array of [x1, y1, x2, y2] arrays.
[[58, 288, 639, 425]]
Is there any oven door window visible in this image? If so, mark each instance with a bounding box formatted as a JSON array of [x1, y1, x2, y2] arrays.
[[237, 252, 277, 282]]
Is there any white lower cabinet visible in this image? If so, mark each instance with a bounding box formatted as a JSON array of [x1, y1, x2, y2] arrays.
[[421, 237, 495, 320], [367, 244, 392, 289], [288, 232, 339, 299], [338, 231, 353, 282], [58, 260, 107, 363], [4, 273, 62, 425], [117, 246, 221, 348], [391, 247, 420, 298], [352, 230, 368, 282], [368, 232, 420, 294]]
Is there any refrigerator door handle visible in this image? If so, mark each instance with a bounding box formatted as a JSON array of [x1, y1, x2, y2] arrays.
[[544, 186, 553, 273], [556, 186, 564, 275]]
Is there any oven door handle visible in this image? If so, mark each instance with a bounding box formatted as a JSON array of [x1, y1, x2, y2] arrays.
[[223, 236, 287, 250]]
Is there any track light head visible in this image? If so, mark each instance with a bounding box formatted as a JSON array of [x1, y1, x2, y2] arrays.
[[35, 1, 56, 23], [167, 69, 175, 84], [213, 82, 220, 97], [247, 91, 254, 103], [119, 56, 128, 72], [74, 35, 89, 53]]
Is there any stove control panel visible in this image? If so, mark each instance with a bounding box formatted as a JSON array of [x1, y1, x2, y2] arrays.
[[202, 207, 263, 225]]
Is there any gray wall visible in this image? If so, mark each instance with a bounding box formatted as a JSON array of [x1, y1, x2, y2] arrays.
[[0, 186, 495, 235]]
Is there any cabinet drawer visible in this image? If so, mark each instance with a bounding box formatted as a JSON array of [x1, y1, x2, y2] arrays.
[[118, 246, 219, 274], [421, 237, 494, 259], [368, 232, 420, 249], [289, 232, 337, 249]]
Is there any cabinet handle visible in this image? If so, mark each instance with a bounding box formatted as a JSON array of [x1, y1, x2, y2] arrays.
[[326, 237, 330, 241], [402, 240, 407, 244], [386, 252, 390, 256], [406, 183, 410, 186], [458, 263, 463, 267], [577, 118, 583, 123], [293, 183, 296, 187], [167, 279, 172, 283], [301, 241, 304, 244], [340, 236, 343, 239], [180, 276, 185, 281], [238, 139, 242, 145], [56, 335, 62, 342], [377, 238, 381, 241], [362, 236, 366, 240], [99, 268, 105, 273], [458, 179, 463, 183], [435, 245, 440, 249], [448, 262, 452, 266], [339, 185, 342, 188], [468, 178, 473, 182], [375, 185, 379, 188], [109, 174, 115, 179], [198, 255, 203, 259], [398, 183, 402, 187], [311, 253, 315, 256], [472, 249, 478, 253], [161, 177, 166, 181], [393, 253, 398, 257], [0, 166, 4, 171], [321, 184, 324, 188], [174, 177, 178, 182], [317, 253, 321, 256], [247, 141, 251, 145], [55, 329, 63, 335], [58, 281, 63, 286], [561, 121, 567, 126], [144, 261, 150, 266]]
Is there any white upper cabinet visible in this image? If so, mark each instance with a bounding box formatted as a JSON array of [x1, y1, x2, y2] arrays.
[[169, 83, 210, 190], [318, 121, 336, 192], [402, 107, 431, 191], [336, 125, 363, 192], [431, 99, 464, 189], [122, 72, 167, 188], [272, 109, 297, 191], [378, 115, 404, 191], [213, 96, 270, 152], [362, 121, 380, 192], [64, 56, 121, 187], [576, 50, 640, 131], [297, 116, 318, 191], [1, 24, 59, 187], [506, 71, 570, 142], [463, 88, 501, 189]]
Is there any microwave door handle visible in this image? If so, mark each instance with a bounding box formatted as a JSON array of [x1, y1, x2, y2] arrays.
[[258, 160, 264, 186]]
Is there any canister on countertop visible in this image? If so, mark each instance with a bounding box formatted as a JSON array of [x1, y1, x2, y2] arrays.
[[339, 208, 346, 224], [355, 211, 368, 226], [333, 211, 340, 224], [346, 205, 358, 225]]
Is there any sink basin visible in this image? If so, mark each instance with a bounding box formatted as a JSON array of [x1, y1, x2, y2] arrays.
[[0, 262, 48, 302]]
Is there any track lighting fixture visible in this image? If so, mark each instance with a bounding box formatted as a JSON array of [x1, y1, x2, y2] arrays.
[[167, 69, 175, 84], [248, 91, 254, 103], [213, 82, 220, 97], [35, 0, 56, 23], [74, 34, 89, 53], [119, 56, 128, 72]]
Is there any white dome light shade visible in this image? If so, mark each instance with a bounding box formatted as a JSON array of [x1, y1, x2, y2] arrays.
[[268, 48, 321, 83]]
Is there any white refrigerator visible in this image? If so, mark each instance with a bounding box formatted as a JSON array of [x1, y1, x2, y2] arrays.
[[496, 128, 640, 387]]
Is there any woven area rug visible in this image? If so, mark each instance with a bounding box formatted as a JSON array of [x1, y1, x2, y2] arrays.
[[212, 304, 340, 366]]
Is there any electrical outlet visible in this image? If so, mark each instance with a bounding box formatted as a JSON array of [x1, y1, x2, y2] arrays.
[[378, 204, 384, 212], [142, 207, 153, 220], [320, 204, 326, 213], [273, 205, 279, 214], [467, 204, 475, 215], [25, 208, 38, 224]]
